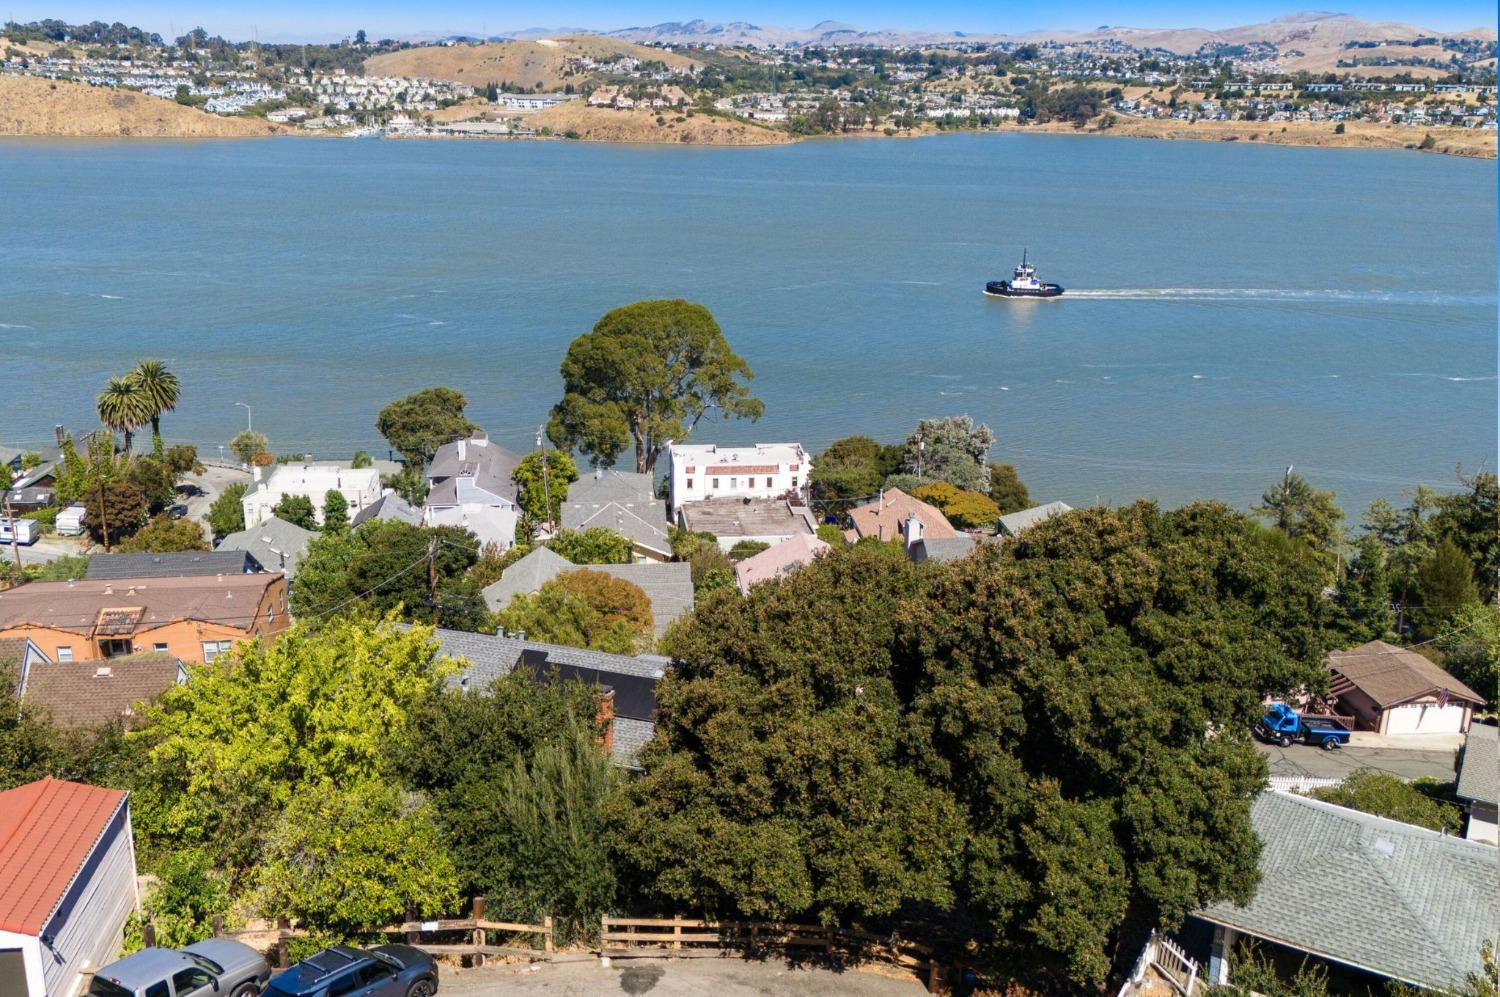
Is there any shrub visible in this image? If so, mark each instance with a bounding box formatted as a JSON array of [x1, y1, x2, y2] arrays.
[[119, 515, 210, 553], [913, 481, 1001, 531], [1308, 770, 1462, 834], [207, 482, 248, 538], [727, 540, 771, 561], [229, 430, 269, 464]]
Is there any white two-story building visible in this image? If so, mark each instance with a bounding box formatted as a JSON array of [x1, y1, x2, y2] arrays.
[[666, 443, 811, 515], [241, 463, 383, 529]]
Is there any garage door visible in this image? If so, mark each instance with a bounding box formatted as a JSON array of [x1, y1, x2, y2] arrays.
[[1383, 702, 1466, 734]]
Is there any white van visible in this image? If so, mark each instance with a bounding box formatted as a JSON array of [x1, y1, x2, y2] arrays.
[[0, 518, 37, 545]]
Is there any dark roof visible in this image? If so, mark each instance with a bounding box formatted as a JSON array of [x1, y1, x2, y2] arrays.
[[349, 491, 421, 528], [86, 550, 258, 580], [22, 652, 183, 728], [909, 536, 978, 564], [590, 562, 694, 640], [217, 517, 318, 579], [1328, 640, 1486, 709], [1456, 723, 1498, 807], [427, 436, 520, 504], [1199, 791, 1497, 991]]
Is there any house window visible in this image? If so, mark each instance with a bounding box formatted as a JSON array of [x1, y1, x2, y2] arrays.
[[56, 645, 73, 662], [152, 643, 169, 653], [791, 476, 799, 489], [686, 478, 693, 490], [765, 477, 773, 488], [730, 477, 738, 489], [99, 639, 132, 658], [713, 477, 720, 490], [201, 640, 234, 662]]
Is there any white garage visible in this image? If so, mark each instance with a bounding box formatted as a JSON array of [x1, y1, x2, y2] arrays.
[[1328, 640, 1485, 736]]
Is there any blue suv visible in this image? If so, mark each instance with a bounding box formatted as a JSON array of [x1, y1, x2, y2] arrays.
[[265, 946, 437, 997]]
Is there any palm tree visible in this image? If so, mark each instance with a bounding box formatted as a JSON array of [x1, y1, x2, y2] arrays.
[[128, 359, 181, 456], [96, 376, 152, 454]]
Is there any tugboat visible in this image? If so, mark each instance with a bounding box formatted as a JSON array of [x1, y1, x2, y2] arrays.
[[985, 250, 1064, 298]]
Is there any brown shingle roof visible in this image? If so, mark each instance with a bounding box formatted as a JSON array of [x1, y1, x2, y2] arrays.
[[1328, 640, 1486, 709], [22, 652, 183, 728], [847, 487, 959, 542], [0, 575, 280, 636]]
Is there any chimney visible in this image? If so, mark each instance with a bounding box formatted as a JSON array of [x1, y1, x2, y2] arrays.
[[596, 688, 616, 758], [903, 511, 924, 551], [457, 439, 466, 460]]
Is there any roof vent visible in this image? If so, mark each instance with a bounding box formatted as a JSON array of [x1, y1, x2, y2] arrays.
[[1372, 837, 1396, 858], [95, 666, 112, 678]]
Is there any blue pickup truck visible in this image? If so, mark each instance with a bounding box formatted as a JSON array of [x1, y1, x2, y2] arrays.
[[1255, 703, 1352, 750]]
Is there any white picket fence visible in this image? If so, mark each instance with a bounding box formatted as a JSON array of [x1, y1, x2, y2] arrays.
[[1119, 929, 1201, 997], [1267, 774, 1343, 794]]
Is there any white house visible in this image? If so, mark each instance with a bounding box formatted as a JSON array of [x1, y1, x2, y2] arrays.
[[666, 443, 811, 515], [423, 435, 521, 551], [241, 463, 382, 529], [1327, 640, 1486, 736], [0, 778, 138, 997]]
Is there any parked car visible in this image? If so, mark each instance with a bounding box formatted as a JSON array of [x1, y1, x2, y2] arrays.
[[168, 503, 190, 520], [88, 939, 271, 997], [1254, 702, 1353, 750], [266, 946, 437, 997]]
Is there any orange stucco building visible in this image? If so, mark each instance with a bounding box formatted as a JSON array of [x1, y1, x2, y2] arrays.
[[0, 573, 290, 664]]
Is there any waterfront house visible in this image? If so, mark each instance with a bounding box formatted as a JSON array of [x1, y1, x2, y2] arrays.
[[350, 490, 422, 528], [847, 487, 959, 544], [423, 434, 520, 551], [216, 516, 318, 579], [997, 501, 1074, 537], [432, 627, 671, 769], [562, 469, 673, 561], [0, 778, 138, 997], [1327, 640, 1485, 735], [19, 651, 186, 729], [666, 442, 811, 515], [1195, 791, 1496, 992], [0, 573, 289, 664], [241, 462, 382, 529], [1455, 723, 1497, 843], [734, 533, 830, 594]]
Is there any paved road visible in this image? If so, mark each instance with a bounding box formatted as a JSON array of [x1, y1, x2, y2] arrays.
[[183, 463, 254, 530], [1255, 739, 1458, 783], [441, 958, 926, 996]]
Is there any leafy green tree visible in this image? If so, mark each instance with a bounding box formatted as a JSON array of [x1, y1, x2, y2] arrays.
[[229, 430, 269, 464], [987, 463, 1031, 514], [382, 465, 429, 506], [129, 359, 181, 456], [1308, 770, 1462, 834], [129, 616, 451, 876], [547, 300, 764, 473], [390, 672, 607, 939], [375, 387, 479, 469], [727, 539, 771, 561], [255, 780, 459, 931], [163, 444, 205, 478], [207, 482, 248, 538], [128, 456, 177, 514], [1413, 540, 1480, 639], [321, 490, 349, 534], [497, 570, 652, 653], [118, 515, 209, 553], [1211, 944, 1332, 997], [26, 553, 91, 581], [913, 481, 1001, 530], [97, 375, 152, 454], [620, 502, 1334, 988], [815, 524, 847, 546], [1255, 472, 1345, 573], [901, 416, 994, 491], [810, 436, 902, 508], [82, 480, 147, 549], [0, 680, 63, 791], [290, 521, 487, 631], [1334, 535, 1394, 642], [668, 527, 733, 593], [1429, 469, 1498, 600], [1437, 603, 1499, 702], [514, 450, 579, 525], [137, 850, 231, 947], [547, 527, 632, 565], [351, 450, 373, 469], [272, 494, 318, 531]]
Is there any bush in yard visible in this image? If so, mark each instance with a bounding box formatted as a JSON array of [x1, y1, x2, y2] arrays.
[[913, 481, 1001, 531], [272, 494, 318, 531], [118, 515, 209, 553], [206, 482, 247, 538], [1308, 770, 1463, 834], [229, 431, 268, 464]]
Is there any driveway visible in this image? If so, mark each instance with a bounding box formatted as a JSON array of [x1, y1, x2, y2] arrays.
[[439, 957, 927, 996], [182, 463, 253, 531], [0, 532, 86, 568], [1255, 739, 1458, 783]]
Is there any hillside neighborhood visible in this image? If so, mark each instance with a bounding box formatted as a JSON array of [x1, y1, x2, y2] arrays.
[[0, 300, 1496, 997]]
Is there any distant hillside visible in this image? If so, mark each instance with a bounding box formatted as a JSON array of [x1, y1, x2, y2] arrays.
[[0, 76, 283, 138], [364, 35, 700, 90], [530, 103, 793, 145]]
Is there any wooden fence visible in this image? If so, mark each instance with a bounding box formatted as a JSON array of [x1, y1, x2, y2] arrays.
[[1119, 930, 1200, 997], [146, 898, 553, 968], [600, 916, 950, 992]]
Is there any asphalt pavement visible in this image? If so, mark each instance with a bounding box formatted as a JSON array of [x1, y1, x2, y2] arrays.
[[1254, 738, 1458, 783], [440, 958, 927, 996]]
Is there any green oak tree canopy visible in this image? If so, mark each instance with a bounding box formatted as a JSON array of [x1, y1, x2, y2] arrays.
[[376, 387, 480, 469], [547, 300, 764, 473]]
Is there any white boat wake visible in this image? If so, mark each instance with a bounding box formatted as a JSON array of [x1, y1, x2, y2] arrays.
[[1061, 288, 1491, 304]]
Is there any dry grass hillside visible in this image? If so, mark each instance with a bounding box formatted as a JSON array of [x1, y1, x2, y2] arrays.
[[0, 76, 284, 137], [530, 103, 791, 145], [364, 35, 699, 90]]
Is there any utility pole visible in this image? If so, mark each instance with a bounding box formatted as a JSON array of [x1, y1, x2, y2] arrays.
[[536, 425, 552, 537], [427, 537, 439, 626], [3, 492, 21, 574]]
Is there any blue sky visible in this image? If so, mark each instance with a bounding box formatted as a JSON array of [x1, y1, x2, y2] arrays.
[[8, 1, 1495, 43]]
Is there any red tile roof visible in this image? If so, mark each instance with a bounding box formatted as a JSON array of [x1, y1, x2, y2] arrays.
[[0, 777, 129, 934]]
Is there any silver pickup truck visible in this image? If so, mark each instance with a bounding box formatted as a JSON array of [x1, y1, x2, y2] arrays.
[[88, 940, 270, 997]]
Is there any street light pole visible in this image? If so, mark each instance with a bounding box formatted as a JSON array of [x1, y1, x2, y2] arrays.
[[235, 402, 252, 432]]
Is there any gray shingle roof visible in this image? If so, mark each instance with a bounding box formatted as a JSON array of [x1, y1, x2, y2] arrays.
[[562, 472, 673, 555], [997, 501, 1073, 535], [350, 491, 421, 528], [481, 547, 576, 610], [216, 516, 318, 579], [909, 536, 978, 564], [1199, 791, 1498, 991], [1456, 724, 1498, 807], [86, 550, 257, 580], [589, 562, 694, 640], [427, 436, 520, 504], [430, 627, 671, 769]]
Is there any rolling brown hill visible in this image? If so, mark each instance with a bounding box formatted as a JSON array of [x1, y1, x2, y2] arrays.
[[364, 35, 700, 90], [0, 76, 284, 137], [529, 103, 791, 145]]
